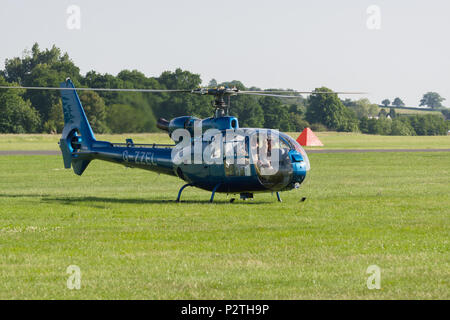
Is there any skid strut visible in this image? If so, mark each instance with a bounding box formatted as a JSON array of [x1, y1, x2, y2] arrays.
[[176, 183, 194, 202], [210, 183, 222, 203], [276, 192, 282, 202]]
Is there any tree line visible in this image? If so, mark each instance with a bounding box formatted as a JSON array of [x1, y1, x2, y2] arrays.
[[0, 44, 448, 135]]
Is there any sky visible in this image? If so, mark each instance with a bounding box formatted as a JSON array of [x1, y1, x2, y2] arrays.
[[1, 0, 449, 106]]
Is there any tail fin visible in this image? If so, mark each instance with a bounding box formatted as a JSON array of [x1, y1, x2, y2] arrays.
[[59, 78, 95, 175]]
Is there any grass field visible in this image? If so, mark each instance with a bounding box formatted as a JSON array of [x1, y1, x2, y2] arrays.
[[394, 109, 438, 115], [0, 132, 449, 151], [377, 107, 439, 116], [0, 135, 449, 299]]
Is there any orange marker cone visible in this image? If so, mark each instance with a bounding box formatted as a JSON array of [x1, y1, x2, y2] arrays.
[[296, 128, 324, 146]]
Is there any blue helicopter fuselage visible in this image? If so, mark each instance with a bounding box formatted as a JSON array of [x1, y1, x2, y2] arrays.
[[67, 127, 308, 194], [58, 79, 309, 197]]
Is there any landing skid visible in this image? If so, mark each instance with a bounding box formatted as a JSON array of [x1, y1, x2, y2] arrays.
[[229, 193, 253, 203], [176, 185, 286, 203], [229, 192, 283, 203]]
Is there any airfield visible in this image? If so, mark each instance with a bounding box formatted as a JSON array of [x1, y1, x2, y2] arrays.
[[0, 132, 448, 299]]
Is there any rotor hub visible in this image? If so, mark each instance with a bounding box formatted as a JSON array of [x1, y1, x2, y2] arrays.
[[191, 87, 238, 117]]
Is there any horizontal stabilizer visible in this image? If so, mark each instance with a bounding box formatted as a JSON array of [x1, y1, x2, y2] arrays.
[[72, 159, 91, 176]]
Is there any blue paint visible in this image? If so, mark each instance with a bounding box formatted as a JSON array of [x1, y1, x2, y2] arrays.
[[58, 79, 309, 199]]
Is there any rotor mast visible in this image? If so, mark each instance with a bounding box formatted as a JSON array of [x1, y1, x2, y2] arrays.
[[191, 87, 238, 118]]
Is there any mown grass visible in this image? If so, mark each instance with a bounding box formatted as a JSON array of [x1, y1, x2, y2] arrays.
[[0, 133, 172, 151], [0, 132, 448, 151], [384, 108, 438, 115], [0, 151, 448, 299], [301, 132, 450, 150]]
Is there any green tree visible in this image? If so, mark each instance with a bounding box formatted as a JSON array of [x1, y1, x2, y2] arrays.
[[441, 108, 450, 120], [106, 104, 151, 133], [381, 99, 390, 107], [306, 87, 358, 132], [3, 43, 81, 123], [408, 114, 447, 135], [219, 80, 266, 128], [229, 95, 264, 128], [111, 92, 158, 132], [288, 113, 309, 132], [83, 70, 125, 106], [156, 68, 211, 119], [349, 98, 379, 119], [288, 103, 306, 116], [309, 123, 328, 132], [359, 117, 369, 133], [83, 69, 160, 132], [342, 98, 356, 108], [419, 92, 445, 109], [390, 118, 415, 136], [78, 91, 109, 133], [389, 108, 396, 119], [0, 77, 41, 133], [392, 97, 405, 107], [367, 117, 392, 135], [42, 100, 64, 133], [208, 79, 218, 87], [259, 96, 291, 131], [117, 69, 158, 89]]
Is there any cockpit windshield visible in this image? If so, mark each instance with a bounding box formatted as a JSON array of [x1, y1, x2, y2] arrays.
[[279, 133, 310, 171], [221, 129, 310, 190], [234, 129, 306, 190]]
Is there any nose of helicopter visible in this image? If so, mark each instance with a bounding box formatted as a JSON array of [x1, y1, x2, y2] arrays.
[[279, 132, 310, 189], [289, 151, 308, 189]]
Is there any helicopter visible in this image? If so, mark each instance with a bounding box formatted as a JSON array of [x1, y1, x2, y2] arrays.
[[1, 78, 363, 202]]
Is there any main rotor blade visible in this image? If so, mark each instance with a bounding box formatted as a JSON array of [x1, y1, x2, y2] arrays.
[[240, 90, 368, 95], [0, 85, 368, 96], [0, 85, 191, 93], [238, 92, 304, 98]]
